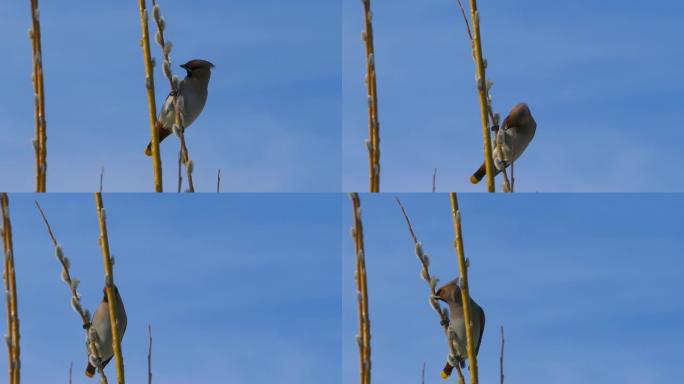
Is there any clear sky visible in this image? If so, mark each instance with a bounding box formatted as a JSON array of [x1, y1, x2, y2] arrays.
[[343, 0, 684, 192], [0, 1, 340, 192], [0, 193, 341, 383], [342, 193, 684, 383]]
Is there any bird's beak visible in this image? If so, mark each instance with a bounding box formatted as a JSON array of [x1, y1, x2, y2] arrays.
[[180, 64, 187, 69]]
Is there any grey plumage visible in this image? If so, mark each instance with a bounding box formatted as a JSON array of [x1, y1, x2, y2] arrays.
[[85, 286, 127, 378], [435, 278, 485, 370], [471, 102, 537, 184], [145, 59, 214, 156]]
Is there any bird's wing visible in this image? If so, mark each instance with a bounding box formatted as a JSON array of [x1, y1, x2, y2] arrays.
[[475, 305, 485, 355]]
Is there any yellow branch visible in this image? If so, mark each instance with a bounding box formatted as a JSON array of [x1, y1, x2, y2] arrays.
[[137, 0, 163, 192], [362, 0, 380, 192], [95, 193, 125, 384], [350, 193, 371, 383], [29, 0, 47, 192], [449, 193, 478, 384], [1, 194, 21, 384], [467, 0, 495, 192]]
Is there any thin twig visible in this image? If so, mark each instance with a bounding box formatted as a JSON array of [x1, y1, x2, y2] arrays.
[[421, 362, 425, 384], [1, 194, 21, 384], [147, 324, 153, 384], [95, 193, 125, 383], [100, 167, 105, 193], [35, 201, 109, 383], [137, 0, 163, 192], [449, 193, 478, 384], [350, 193, 371, 384], [455, 0, 473, 40], [151, 0, 195, 192], [29, 0, 47, 192], [216, 169, 221, 193], [361, 0, 381, 192], [69, 361, 73, 384], [499, 326, 505, 384], [432, 168, 437, 193], [396, 198, 465, 384]]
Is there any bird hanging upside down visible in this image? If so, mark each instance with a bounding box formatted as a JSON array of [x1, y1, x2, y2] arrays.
[[470, 102, 536, 184], [85, 286, 127, 378], [145, 59, 214, 156], [435, 279, 485, 380]]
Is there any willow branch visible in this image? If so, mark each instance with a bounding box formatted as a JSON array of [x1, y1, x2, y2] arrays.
[[396, 198, 465, 384], [1, 194, 21, 384], [29, 0, 47, 192], [350, 193, 371, 384], [455, 0, 497, 192], [361, 0, 381, 192], [449, 193, 478, 384], [35, 201, 109, 383], [95, 193, 125, 383], [137, 0, 163, 192], [151, 0, 194, 192]]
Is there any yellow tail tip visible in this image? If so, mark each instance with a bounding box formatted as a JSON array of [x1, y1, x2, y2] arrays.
[[470, 175, 479, 184], [144, 147, 152, 157], [441, 371, 450, 380], [85, 371, 94, 378]]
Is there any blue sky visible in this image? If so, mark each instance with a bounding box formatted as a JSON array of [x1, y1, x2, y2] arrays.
[[0, 1, 340, 192], [342, 193, 684, 383], [0, 193, 341, 383], [343, 0, 684, 192]]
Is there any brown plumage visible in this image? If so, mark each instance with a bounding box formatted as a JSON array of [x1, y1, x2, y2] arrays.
[[435, 279, 485, 379], [470, 103, 537, 184]]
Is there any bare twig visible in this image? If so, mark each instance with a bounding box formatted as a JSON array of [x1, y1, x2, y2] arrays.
[[69, 361, 73, 384], [455, 0, 473, 40], [147, 324, 153, 384], [421, 362, 425, 384], [99, 167, 105, 193], [35, 201, 109, 383], [137, 0, 163, 191], [95, 193, 125, 383], [396, 198, 465, 384], [29, 0, 48, 192], [151, 0, 195, 192], [1, 194, 21, 384], [499, 326, 505, 384], [216, 169, 221, 193], [449, 193, 478, 384], [361, 0, 381, 192], [350, 193, 371, 384], [432, 168, 437, 192]]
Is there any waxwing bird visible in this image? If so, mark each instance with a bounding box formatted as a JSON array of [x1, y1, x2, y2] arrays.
[[145, 59, 215, 156], [85, 286, 127, 378], [470, 103, 537, 184], [435, 278, 485, 379]]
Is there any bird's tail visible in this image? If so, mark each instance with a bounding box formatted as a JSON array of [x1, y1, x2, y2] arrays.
[[470, 162, 501, 184], [85, 362, 96, 378], [440, 361, 454, 380], [144, 121, 172, 156]]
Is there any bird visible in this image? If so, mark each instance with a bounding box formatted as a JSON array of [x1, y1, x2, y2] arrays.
[[435, 278, 485, 379], [470, 102, 536, 184], [85, 286, 127, 378], [145, 59, 215, 156]]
